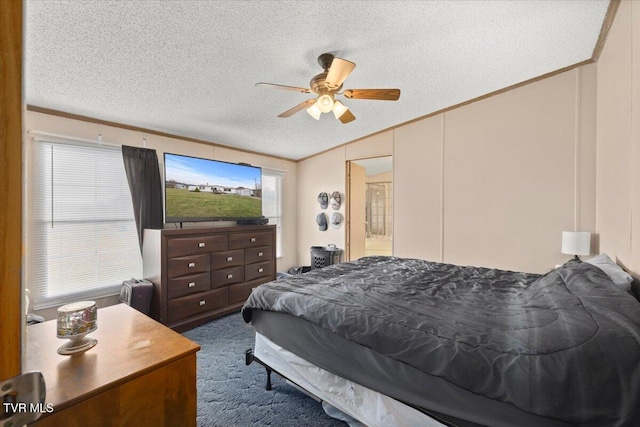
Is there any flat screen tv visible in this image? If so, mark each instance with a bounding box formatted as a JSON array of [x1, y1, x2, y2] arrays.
[[164, 152, 262, 223]]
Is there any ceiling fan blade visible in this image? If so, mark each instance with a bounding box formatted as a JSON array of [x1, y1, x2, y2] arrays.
[[339, 109, 356, 124], [343, 89, 400, 101], [277, 99, 316, 118], [256, 82, 311, 93], [325, 57, 356, 90]]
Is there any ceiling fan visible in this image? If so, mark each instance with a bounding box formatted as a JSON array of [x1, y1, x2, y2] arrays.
[[256, 53, 400, 124]]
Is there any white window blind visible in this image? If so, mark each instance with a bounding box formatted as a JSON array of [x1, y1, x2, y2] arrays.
[[30, 141, 142, 309], [262, 168, 284, 258]]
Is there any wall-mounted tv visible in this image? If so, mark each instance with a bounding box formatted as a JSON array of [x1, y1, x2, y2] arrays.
[[164, 153, 262, 223]]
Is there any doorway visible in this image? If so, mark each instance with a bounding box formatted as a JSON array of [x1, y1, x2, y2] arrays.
[[347, 156, 393, 260]]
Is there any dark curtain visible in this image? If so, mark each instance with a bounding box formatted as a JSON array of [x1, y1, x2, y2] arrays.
[[122, 145, 163, 252]]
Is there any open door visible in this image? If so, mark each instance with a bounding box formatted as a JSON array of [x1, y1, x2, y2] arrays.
[[347, 157, 393, 260], [1, 0, 24, 382], [0, 0, 24, 392], [347, 162, 367, 260], [2, 7, 52, 424], [1, 0, 24, 381]]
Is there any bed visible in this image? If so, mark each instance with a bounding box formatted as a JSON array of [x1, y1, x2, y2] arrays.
[[241, 256, 640, 426]]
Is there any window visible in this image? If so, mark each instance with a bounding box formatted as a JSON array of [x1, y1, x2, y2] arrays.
[[29, 141, 142, 309], [261, 168, 284, 258]]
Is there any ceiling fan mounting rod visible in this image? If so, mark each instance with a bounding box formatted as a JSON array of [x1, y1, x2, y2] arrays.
[[317, 53, 335, 70]]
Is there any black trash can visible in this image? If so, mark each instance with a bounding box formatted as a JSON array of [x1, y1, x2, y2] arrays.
[[310, 245, 343, 270]]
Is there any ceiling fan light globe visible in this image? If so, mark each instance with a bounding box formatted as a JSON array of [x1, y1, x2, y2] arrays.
[[317, 95, 334, 113], [307, 103, 322, 120], [332, 100, 348, 119]]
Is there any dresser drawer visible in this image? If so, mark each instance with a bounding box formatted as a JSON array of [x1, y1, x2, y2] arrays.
[[211, 266, 245, 289], [168, 272, 210, 299], [167, 254, 210, 279], [228, 278, 269, 304], [168, 288, 228, 323], [229, 231, 272, 249], [211, 250, 245, 270], [245, 260, 273, 282], [167, 235, 228, 258], [245, 246, 273, 264]]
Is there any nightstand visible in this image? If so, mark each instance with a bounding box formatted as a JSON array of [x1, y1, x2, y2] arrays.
[[26, 304, 200, 426]]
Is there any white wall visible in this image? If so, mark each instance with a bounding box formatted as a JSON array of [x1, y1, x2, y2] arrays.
[[297, 65, 597, 274], [295, 131, 394, 266], [296, 146, 347, 266], [596, 0, 640, 278], [393, 116, 443, 262], [442, 67, 593, 273]]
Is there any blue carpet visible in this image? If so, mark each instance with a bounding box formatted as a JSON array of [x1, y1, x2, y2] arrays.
[[183, 312, 346, 427]]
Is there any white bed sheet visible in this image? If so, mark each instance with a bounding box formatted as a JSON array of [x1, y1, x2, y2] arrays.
[[254, 332, 445, 427]]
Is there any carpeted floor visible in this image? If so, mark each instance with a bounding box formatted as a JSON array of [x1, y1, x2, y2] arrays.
[[183, 312, 346, 427]]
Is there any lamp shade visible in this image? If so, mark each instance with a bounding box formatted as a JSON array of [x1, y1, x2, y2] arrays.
[[306, 103, 321, 120], [332, 100, 348, 119], [316, 94, 334, 113], [561, 231, 591, 256]]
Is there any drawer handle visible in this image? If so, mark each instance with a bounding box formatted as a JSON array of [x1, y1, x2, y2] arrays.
[[188, 282, 196, 288], [199, 300, 206, 306], [198, 242, 206, 248], [258, 268, 264, 273], [227, 256, 233, 261], [188, 262, 196, 268], [227, 274, 233, 279], [258, 252, 263, 257], [250, 237, 256, 242]]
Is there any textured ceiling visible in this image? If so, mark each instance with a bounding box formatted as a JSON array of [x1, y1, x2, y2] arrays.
[[25, 1, 609, 160]]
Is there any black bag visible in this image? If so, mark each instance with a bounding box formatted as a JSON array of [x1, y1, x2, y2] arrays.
[[120, 278, 153, 315], [287, 266, 311, 275]]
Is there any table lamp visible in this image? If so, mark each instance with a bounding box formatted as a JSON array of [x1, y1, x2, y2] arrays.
[[561, 231, 591, 261]]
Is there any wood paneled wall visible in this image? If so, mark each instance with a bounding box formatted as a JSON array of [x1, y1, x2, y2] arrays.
[[596, 0, 640, 278], [299, 65, 597, 274]]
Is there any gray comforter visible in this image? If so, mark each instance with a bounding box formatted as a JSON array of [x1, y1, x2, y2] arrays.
[[242, 256, 640, 426]]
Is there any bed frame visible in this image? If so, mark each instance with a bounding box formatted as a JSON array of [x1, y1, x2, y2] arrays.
[[244, 334, 452, 427]]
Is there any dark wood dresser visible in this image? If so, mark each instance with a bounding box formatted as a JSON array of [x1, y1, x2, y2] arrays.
[[143, 225, 276, 331]]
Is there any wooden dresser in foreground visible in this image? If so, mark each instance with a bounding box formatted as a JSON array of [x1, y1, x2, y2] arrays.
[[143, 225, 276, 332], [26, 304, 200, 427]]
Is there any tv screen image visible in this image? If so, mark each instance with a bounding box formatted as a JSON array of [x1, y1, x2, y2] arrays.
[[164, 153, 262, 222]]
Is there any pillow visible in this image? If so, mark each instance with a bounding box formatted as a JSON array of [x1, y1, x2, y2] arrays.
[[585, 253, 633, 294]]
